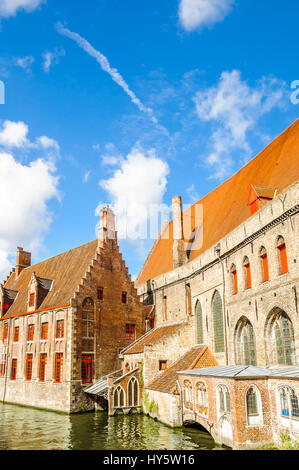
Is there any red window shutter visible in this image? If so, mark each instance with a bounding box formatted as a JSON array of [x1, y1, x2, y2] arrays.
[[55, 353, 63, 383], [279, 243, 288, 274], [3, 324, 8, 344], [29, 293, 35, 307], [28, 325, 34, 341], [81, 354, 93, 384], [14, 327, 19, 342], [39, 354, 47, 382], [0, 354, 7, 377], [26, 354, 33, 381], [41, 323, 48, 340], [245, 263, 252, 289], [232, 270, 238, 294], [149, 317, 155, 329], [56, 320, 64, 339], [11, 359, 17, 380], [261, 254, 269, 282]]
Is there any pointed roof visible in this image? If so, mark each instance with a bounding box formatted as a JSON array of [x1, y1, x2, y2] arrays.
[[2, 239, 98, 317], [136, 119, 299, 285], [147, 346, 218, 394]]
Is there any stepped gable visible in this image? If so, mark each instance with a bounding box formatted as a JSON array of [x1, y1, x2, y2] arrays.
[[136, 119, 299, 284], [3, 239, 98, 317]]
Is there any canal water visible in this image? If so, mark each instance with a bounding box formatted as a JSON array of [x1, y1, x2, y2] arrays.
[[0, 403, 216, 450]]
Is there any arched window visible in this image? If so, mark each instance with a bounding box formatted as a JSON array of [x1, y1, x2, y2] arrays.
[[217, 385, 230, 414], [266, 311, 296, 366], [196, 382, 207, 415], [113, 386, 125, 408], [212, 291, 225, 353], [277, 236, 288, 275], [183, 380, 193, 408], [82, 298, 94, 352], [127, 377, 139, 407], [243, 256, 252, 289], [246, 386, 262, 426], [260, 247, 269, 282], [235, 318, 256, 365], [230, 264, 238, 295], [195, 301, 203, 344], [278, 386, 299, 419]]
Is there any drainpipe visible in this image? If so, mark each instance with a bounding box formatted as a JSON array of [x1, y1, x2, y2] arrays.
[[215, 244, 229, 365], [2, 317, 12, 403], [176, 379, 184, 426]]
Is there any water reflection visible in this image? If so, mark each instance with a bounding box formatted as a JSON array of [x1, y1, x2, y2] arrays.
[[0, 403, 215, 450]]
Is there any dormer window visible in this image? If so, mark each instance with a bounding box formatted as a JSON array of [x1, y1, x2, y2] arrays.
[[29, 293, 35, 308], [28, 272, 52, 311], [0, 285, 18, 317], [247, 184, 276, 216]]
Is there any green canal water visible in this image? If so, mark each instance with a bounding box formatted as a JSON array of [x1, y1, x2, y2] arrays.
[[0, 403, 216, 451]]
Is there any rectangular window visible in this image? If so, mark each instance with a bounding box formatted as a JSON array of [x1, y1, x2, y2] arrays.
[[97, 287, 104, 301], [81, 354, 93, 384], [25, 354, 33, 381], [29, 293, 35, 307], [41, 322, 48, 340], [27, 324, 34, 342], [261, 254, 269, 282], [149, 317, 155, 329], [54, 353, 63, 383], [56, 320, 64, 339], [39, 353, 47, 382], [126, 324, 136, 341], [3, 323, 8, 345], [0, 354, 7, 377], [122, 292, 127, 304], [13, 326, 19, 343], [11, 359, 17, 381], [159, 360, 167, 371]]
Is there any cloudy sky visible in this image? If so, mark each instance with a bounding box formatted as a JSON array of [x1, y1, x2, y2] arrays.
[[0, 0, 298, 281]]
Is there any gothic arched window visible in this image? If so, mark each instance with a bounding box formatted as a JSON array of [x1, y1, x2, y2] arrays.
[[114, 386, 125, 408], [212, 291, 224, 353], [235, 318, 256, 366], [127, 377, 139, 407], [246, 386, 262, 426], [195, 301, 203, 345]]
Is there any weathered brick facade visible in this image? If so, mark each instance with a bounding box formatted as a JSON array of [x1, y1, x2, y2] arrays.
[[0, 207, 145, 413]]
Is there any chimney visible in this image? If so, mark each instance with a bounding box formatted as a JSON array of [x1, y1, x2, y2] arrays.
[[98, 206, 116, 248], [16, 247, 31, 277], [172, 196, 186, 269]]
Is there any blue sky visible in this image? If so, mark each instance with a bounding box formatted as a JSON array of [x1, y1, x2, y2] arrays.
[[0, 0, 298, 280]]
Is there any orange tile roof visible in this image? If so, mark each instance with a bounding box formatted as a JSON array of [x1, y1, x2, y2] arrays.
[[136, 119, 299, 285], [3, 239, 98, 317], [147, 346, 217, 394], [124, 323, 183, 355]]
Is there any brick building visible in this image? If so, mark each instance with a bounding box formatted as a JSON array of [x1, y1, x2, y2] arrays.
[[95, 119, 299, 449], [0, 206, 145, 412]]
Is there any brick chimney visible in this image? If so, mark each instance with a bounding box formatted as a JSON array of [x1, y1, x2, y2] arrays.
[[172, 196, 186, 269], [16, 247, 31, 277], [98, 206, 116, 248]]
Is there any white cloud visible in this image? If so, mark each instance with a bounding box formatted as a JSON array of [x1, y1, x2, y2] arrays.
[[179, 0, 235, 32], [37, 135, 60, 151], [186, 183, 199, 203], [0, 120, 28, 147], [0, 151, 60, 282], [42, 48, 66, 73], [96, 146, 169, 240], [0, 0, 44, 18], [83, 170, 91, 183], [194, 70, 286, 179], [15, 55, 35, 72], [56, 22, 158, 125]]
